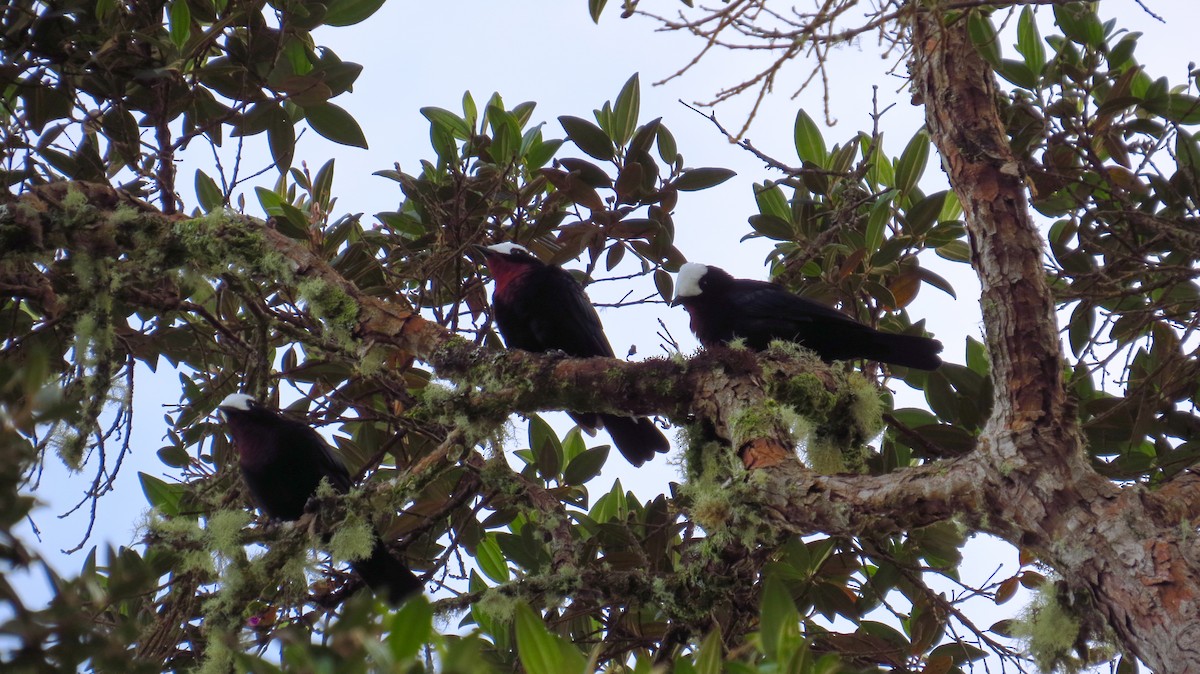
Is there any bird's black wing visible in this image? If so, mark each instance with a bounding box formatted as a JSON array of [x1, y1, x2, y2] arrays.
[[729, 279, 942, 367], [516, 265, 616, 358], [277, 417, 354, 493], [729, 279, 865, 336]]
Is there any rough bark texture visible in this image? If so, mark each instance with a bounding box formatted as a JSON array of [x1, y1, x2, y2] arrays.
[[913, 11, 1200, 670]]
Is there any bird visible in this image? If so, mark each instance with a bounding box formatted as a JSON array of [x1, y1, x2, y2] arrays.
[[671, 263, 943, 370], [474, 242, 670, 467], [217, 393, 421, 604]]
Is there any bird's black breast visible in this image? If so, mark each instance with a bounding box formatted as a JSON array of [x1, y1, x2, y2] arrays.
[[234, 415, 352, 521], [493, 265, 614, 358]]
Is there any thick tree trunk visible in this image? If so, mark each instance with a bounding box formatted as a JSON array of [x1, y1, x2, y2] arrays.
[[912, 10, 1200, 670]]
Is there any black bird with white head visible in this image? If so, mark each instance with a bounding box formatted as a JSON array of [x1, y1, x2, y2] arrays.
[[475, 242, 670, 467], [217, 393, 421, 604], [671, 263, 943, 370]]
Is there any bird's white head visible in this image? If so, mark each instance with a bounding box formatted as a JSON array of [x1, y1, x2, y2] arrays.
[[484, 242, 534, 257], [674, 262, 711, 300], [218, 393, 256, 411]]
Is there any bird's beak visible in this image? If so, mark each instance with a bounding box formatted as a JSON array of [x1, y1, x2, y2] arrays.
[[669, 297, 682, 307], [471, 244, 491, 257]]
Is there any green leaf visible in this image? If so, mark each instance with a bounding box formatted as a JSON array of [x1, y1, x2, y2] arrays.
[[1165, 95, 1200, 124], [754, 182, 791, 221], [194, 170, 223, 212], [421, 107, 471, 139], [967, 11, 1001, 67], [101, 108, 139, 162], [525, 137, 563, 170], [476, 535, 510, 583], [748, 214, 794, 241], [157, 445, 191, 469], [966, 337, 989, 376], [267, 111, 296, 172], [895, 129, 930, 196], [915, 266, 957, 299], [612, 73, 641, 146], [563, 445, 610, 485], [168, 0, 191, 50], [923, 372, 959, 424], [695, 628, 723, 674], [462, 91, 479, 129], [1068, 302, 1095, 357], [930, 642, 988, 664], [673, 167, 736, 191], [561, 427, 587, 464], [904, 190, 947, 236], [529, 414, 563, 479], [865, 192, 895, 253], [996, 59, 1037, 89], [515, 602, 562, 674], [138, 472, 183, 516], [255, 186, 284, 215], [387, 597, 433, 661], [486, 104, 521, 163], [1053, 2, 1104, 48], [654, 269, 673, 303], [588, 0, 607, 23], [559, 115, 614, 161], [761, 574, 800, 660], [305, 102, 368, 148], [936, 240, 971, 263], [873, 154, 896, 190], [794, 109, 827, 165], [1016, 6, 1046, 75], [629, 117, 661, 155], [656, 125, 679, 164], [313, 159, 335, 211], [324, 0, 387, 26], [279, 202, 310, 237]]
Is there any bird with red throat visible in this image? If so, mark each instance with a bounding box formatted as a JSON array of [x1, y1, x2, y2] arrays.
[[475, 242, 670, 467]]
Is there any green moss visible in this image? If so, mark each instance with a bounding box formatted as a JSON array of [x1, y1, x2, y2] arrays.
[[358, 345, 386, 377], [329, 514, 375, 563], [207, 510, 251, 557], [60, 186, 93, 224], [846, 372, 884, 440], [297, 277, 359, 348], [728, 400, 791, 452], [806, 436, 847, 474], [775, 373, 837, 416], [107, 203, 140, 227], [690, 486, 734, 532], [172, 212, 276, 277], [475, 587, 518, 623], [1012, 582, 1082, 673], [197, 636, 234, 674], [279, 554, 312, 598]]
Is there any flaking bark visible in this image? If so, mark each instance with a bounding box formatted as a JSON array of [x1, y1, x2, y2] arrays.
[[913, 11, 1200, 670]]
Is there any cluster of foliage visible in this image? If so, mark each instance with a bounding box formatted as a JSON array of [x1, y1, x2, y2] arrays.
[[0, 1, 1196, 672]]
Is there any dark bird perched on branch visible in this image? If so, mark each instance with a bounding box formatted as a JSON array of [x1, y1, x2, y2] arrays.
[[475, 242, 670, 467], [217, 393, 421, 604], [671, 263, 943, 370]]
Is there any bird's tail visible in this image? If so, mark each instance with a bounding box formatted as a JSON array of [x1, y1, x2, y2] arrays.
[[598, 414, 670, 467], [869, 332, 944, 371], [352, 537, 422, 605]]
